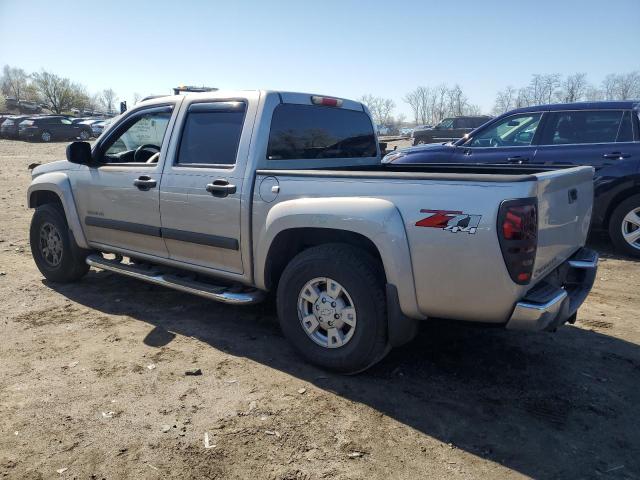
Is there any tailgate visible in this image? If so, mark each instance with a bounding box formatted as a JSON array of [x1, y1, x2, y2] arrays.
[[531, 166, 594, 282]]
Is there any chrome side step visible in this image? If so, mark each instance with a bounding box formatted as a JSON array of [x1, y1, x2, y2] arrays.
[[86, 254, 265, 305]]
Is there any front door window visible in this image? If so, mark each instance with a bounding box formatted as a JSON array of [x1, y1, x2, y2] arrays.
[[464, 113, 542, 148], [101, 109, 172, 164]]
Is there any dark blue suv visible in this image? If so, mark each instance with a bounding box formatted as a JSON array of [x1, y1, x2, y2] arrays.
[[386, 101, 640, 257]]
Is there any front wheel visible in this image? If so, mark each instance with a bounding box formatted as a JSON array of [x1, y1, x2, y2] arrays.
[[609, 194, 640, 258], [79, 129, 90, 140], [40, 130, 52, 142], [30, 204, 90, 282], [276, 244, 389, 373]]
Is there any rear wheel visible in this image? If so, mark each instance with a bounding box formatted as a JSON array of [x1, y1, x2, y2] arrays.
[[79, 129, 90, 140], [276, 244, 389, 373], [609, 194, 640, 258], [40, 130, 52, 142], [30, 204, 90, 282]]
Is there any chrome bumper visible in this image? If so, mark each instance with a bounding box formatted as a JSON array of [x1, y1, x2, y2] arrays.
[[506, 248, 599, 332]]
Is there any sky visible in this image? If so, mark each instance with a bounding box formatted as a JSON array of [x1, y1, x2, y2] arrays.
[[1, 0, 639, 117]]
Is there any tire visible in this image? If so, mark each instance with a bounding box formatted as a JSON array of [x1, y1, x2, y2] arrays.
[[79, 129, 90, 140], [276, 244, 389, 373], [40, 130, 52, 142], [30, 204, 90, 282], [609, 194, 640, 258]]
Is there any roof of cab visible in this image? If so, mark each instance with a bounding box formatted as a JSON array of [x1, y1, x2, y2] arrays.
[[509, 100, 640, 114], [135, 90, 367, 112]]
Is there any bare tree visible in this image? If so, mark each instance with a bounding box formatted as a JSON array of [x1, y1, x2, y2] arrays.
[[584, 85, 604, 101], [100, 88, 118, 114], [447, 84, 467, 117], [601, 74, 618, 100], [133, 92, 142, 104], [493, 86, 517, 114], [615, 71, 640, 99], [561, 73, 588, 103], [31, 70, 78, 113], [1, 65, 29, 100], [360, 94, 395, 125], [403, 89, 421, 125]]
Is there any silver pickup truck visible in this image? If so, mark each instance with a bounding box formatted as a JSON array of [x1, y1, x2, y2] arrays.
[[27, 90, 598, 373]]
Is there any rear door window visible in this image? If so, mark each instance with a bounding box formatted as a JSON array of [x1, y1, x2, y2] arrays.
[[267, 104, 376, 160], [540, 110, 625, 145], [176, 102, 246, 166], [616, 111, 633, 142]]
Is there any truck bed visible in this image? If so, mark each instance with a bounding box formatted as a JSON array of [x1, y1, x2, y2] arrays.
[[253, 163, 594, 323]]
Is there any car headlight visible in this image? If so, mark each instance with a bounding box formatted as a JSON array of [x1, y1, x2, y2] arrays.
[[382, 151, 406, 164]]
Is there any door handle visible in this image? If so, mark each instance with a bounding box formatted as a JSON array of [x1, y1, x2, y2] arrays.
[[133, 175, 157, 190], [206, 179, 237, 198], [602, 152, 630, 160], [506, 156, 530, 164]]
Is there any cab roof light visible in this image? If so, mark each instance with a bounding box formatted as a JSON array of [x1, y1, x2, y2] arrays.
[[311, 96, 343, 107]]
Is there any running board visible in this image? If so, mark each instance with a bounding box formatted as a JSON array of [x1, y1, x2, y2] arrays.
[[85, 254, 265, 305]]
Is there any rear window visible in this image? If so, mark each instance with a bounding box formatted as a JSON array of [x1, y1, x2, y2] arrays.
[[267, 104, 376, 160]]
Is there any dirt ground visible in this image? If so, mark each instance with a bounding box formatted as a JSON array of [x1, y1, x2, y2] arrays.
[[0, 139, 639, 480]]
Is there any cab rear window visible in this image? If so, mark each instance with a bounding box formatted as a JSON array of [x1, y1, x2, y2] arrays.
[[267, 104, 376, 160]]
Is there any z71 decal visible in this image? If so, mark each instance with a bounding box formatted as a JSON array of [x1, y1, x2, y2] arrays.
[[415, 209, 482, 234]]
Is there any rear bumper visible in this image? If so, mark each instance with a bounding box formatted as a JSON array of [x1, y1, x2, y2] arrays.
[[506, 248, 598, 331]]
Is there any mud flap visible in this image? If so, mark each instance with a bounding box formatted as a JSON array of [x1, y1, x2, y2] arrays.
[[386, 284, 419, 347]]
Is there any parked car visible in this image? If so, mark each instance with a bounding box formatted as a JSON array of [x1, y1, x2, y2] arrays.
[[18, 115, 92, 142], [18, 101, 42, 114], [399, 127, 414, 137], [0, 115, 30, 138], [412, 116, 492, 145], [376, 125, 391, 135], [385, 101, 640, 257], [27, 90, 597, 373], [90, 120, 107, 137], [79, 119, 104, 128]]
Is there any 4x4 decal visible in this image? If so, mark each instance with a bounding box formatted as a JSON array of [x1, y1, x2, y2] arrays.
[[416, 209, 482, 234]]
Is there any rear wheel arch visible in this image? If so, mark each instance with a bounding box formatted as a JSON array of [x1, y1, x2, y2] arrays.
[[604, 186, 640, 228], [264, 228, 385, 292]]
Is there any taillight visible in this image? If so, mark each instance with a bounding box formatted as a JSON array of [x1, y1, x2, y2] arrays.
[[497, 198, 537, 285]]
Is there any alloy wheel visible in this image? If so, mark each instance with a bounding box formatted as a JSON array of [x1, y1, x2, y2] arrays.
[[297, 277, 357, 349], [621, 207, 640, 251], [39, 222, 63, 267]]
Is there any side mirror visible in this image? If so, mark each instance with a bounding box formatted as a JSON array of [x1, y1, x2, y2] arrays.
[[66, 141, 92, 165]]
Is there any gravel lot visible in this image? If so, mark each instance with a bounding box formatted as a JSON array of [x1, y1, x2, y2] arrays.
[[1, 139, 639, 479]]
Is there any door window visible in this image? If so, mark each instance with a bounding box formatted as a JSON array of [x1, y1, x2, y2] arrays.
[[101, 108, 173, 163], [539, 110, 625, 145], [60, 118, 72, 125], [616, 111, 633, 143], [176, 102, 246, 166], [464, 113, 542, 147]]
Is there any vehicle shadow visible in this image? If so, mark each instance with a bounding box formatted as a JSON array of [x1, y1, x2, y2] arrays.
[[47, 270, 640, 479], [587, 231, 639, 262]]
